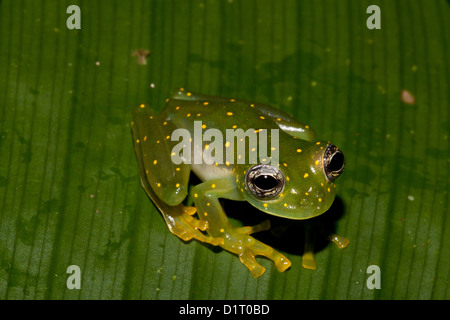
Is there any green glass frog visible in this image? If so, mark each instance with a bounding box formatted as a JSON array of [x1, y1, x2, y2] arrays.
[[131, 88, 348, 278]]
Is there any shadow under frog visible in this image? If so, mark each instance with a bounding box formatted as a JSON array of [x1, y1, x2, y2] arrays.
[[219, 194, 346, 260]]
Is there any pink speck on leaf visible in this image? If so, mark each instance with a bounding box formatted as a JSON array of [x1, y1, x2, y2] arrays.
[[401, 90, 415, 105]]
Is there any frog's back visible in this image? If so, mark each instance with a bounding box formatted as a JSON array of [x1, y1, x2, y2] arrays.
[[162, 88, 292, 135]]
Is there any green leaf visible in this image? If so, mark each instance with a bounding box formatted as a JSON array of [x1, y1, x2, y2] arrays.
[[0, 0, 448, 300]]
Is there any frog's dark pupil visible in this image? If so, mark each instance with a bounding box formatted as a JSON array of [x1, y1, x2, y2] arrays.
[[329, 151, 344, 172], [254, 175, 279, 190]]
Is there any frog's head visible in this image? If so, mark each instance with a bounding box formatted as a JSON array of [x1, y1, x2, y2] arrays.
[[238, 141, 345, 220]]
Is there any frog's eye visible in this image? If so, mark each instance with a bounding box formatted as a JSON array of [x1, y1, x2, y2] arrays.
[[245, 164, 284, 199], [323, 144, 345, 181]]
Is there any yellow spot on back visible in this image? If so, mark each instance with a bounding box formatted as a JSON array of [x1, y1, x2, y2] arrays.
[[283, 163, 288, 167], [140, 104, 145, 108], [304, 173, 309, 178], [232, 125, 237, 129], [250, 104, 255, 108], [305, 192, 309, 195], [153, 160, 157, 165], [230, 99, 235, 102], [175, 183, 180, 188], [186, 113, 191, 117], [176, 167, 181, 171], [328, 187, 331, 192], [225, 141, 230, 148], [176, 106, 180, 110], [263, 203, 268, 208], [194, 193, 198, 198], [136, 139, 140, 143], [260, 116, 265, 120], [204, 144, 210, 150], [284, 203, 288, 207], [166, 135, 170, 140], [316, 141, 321, 145], [202, 124, 207, 129], [226, 112, 233, 116], [156, 183, 161, 187], [276, 117, 281, 121], [163, 121, 167, 125], [211, 184, 216, 189], [318, 198, 322, 202], [286, 176, 290, 181], [220, 228, 225, 232], [187, 92, 192, 96], [144, 136, 147, 141], [305, 125, 309, 129], [315, 160, 320, 166], [203, 101, 209, 105], [297, 149, 302, 153]]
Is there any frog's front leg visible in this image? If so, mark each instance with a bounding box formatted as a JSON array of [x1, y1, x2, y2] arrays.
[[191, 177, 291, 278]]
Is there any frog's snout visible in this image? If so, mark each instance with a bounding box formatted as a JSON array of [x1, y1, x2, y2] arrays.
[[323, 144, 345, 181]]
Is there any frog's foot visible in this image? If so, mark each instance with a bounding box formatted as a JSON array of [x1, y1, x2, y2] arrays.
[[162, 205, 224, 246], [302, 251, 317, 270], [219, 225, 291, 278], [328, 234, 350, 249]]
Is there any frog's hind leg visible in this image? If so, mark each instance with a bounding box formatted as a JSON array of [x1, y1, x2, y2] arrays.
[[131, 104, 222, 246], [132, 104, 190, 205]]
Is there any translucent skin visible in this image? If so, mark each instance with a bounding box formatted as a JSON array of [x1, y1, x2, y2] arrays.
[[131, 88, 347, 277]]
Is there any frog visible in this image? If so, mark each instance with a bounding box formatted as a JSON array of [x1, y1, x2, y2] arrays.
[[131, 88, 348, 278]]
